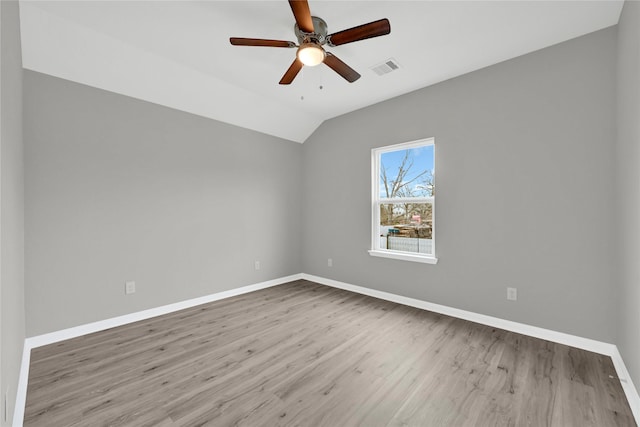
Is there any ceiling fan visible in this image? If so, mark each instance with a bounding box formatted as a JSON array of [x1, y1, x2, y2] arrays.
[[229, 0, 391, 85]]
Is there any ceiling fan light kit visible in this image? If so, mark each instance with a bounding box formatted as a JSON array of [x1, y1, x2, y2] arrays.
[[297, 43, 325, 67], [229, 0, 391, 85]]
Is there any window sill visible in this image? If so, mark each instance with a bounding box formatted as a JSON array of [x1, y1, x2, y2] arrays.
[[368, 250, 438, 264]]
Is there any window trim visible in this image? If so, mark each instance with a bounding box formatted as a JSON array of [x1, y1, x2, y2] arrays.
[[369, 137, 438, 264]]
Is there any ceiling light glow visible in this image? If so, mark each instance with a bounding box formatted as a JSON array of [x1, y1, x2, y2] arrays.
[[297, 43, 325, 66]]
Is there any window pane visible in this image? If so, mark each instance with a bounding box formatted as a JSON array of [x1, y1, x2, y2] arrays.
[[378, 202, 433, 255], [379, 146, 434, 199]]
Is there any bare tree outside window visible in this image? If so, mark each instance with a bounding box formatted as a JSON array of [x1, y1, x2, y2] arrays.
[[380, 148, 434, 239], [371, 138, 436, 261]]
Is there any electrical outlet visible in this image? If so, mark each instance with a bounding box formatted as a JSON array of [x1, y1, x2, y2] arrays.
[[254, 261, 260, 270], [328, 258, 333, 267], [507, 287, 517, 301], [125, 281, 136, 295]]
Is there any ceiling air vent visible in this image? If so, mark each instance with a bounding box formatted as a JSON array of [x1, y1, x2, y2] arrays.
[[371, 58, 400, 76]]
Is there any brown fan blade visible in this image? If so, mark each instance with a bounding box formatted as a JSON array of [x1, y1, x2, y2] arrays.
[[279, 58, 304, 85], [327, 18, 390, 46], [288, 0, 314, 33], [323, 52, 360, 83], [230, 38, 296, 48]]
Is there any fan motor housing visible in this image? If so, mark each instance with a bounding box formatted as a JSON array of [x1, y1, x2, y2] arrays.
[[295, 16, 328, 45]]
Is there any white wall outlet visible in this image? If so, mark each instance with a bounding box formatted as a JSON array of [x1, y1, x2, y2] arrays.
[[507, 287, 517, 301], [125, 281, 136, 295], [328, 258, 333, 267], [254, 261, 260, 270]]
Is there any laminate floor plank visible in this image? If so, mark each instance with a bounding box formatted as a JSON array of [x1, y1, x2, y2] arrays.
[[269, 308, 452, 426], [387, 322, 504, 426], [29, 291, 372, 425], [29, 281, 328, 369], [162, 297, 402, 425], [24, 280, 636, 427], [27, 283, 349, 403]]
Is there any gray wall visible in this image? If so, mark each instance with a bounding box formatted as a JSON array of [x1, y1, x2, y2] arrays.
[[303, 27, 617, 343], [1, 1, 26, 425], [616, 0, 640, 396], [13, 0, 640, 410], [24, 71, 303, 336]]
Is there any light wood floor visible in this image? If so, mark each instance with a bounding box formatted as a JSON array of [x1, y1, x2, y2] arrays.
[[24, 280, 636, 426]]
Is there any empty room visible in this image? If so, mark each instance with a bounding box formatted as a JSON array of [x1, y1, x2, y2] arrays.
[[1, 0, 639, 425]]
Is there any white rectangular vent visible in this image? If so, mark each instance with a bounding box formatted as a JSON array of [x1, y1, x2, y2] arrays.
[[371, 59, 400, 76]]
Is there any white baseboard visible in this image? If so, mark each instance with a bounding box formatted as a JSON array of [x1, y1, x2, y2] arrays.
[[26, 273, 302, 349], [610, 346, 640, 422], [12, 341, 31, 427], [12, 273, 302, 426], [13, 272, 639, 425], [301, 274, 615, 353], [302, 273, 640, 420]]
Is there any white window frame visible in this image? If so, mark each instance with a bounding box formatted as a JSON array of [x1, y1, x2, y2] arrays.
[[369, 138, 437, 264]]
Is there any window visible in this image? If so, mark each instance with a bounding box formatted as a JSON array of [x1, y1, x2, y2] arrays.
[[369, 138, 437, 264]]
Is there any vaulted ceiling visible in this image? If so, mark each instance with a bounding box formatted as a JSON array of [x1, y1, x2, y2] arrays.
[[19, 1, 623, 143]]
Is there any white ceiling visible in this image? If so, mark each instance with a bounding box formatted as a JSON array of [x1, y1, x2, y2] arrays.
[[19, 1, 623, 143]]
